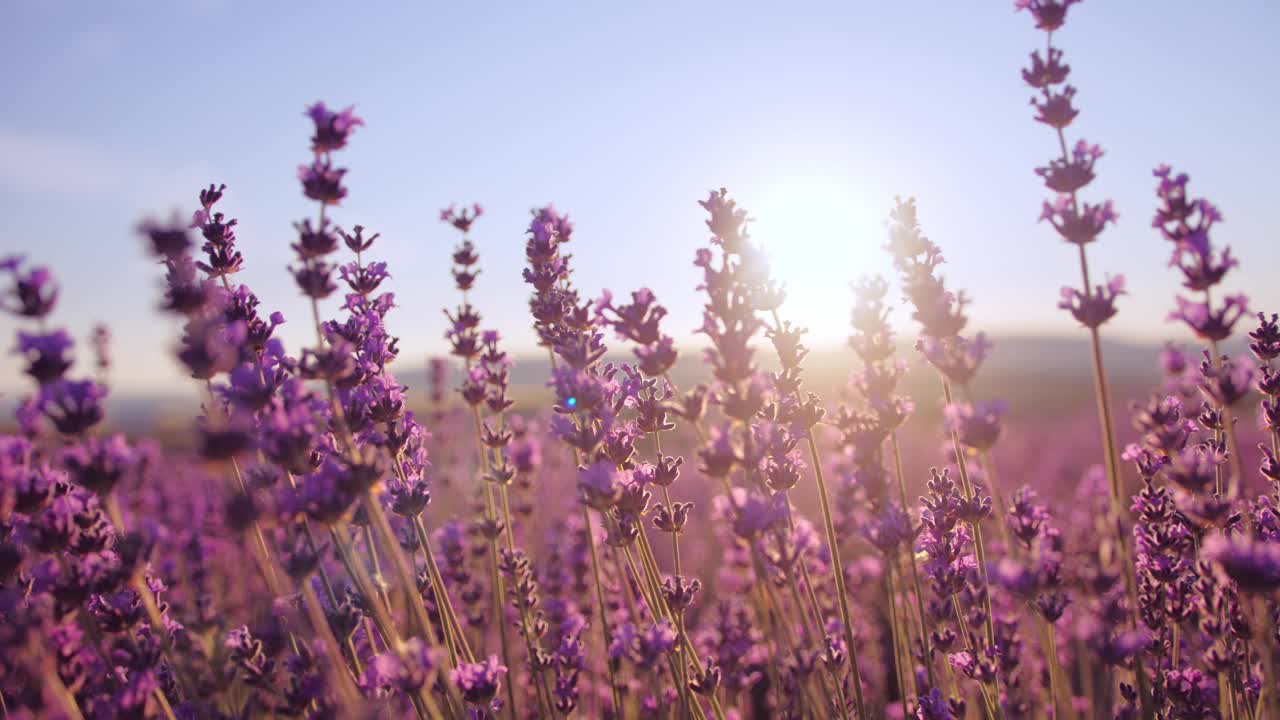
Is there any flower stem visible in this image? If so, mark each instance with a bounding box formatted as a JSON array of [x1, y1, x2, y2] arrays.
[[101, 494, 202, 711], [885, 568, 914, 717], [805, 434, 868, 720], [1252, 596, 1280, 720], [891, 431, 937, 689], [1036, 614, 1077, 720], [654, 432, 683, 578], [1208, 336, 1246, 498], [467, 402, 548, 720], [411, 516, 469, 660], [581, 504, 626, 716]]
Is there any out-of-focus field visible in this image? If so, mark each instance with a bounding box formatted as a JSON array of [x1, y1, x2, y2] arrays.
[[16, 333, 1266, 517], [65, 335, 1245, 445]]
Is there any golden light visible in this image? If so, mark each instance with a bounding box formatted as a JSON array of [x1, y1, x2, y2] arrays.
[[747, 179, 889, 346]]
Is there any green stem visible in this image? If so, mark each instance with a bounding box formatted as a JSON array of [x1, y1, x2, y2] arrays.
[[805, 435, 868, 720], [886, 568, 914, 718], [891, 432, 937, 689], [468, 403, 551, 719], [581, 504, 626, 716]]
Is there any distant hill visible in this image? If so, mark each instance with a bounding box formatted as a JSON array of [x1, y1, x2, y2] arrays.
[[2, 334, 1236, 436]]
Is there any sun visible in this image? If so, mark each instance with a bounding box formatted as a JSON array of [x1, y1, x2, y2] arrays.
[[746, 179, 889, 347]]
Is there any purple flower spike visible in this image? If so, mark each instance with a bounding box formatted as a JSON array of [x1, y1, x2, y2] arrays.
[[297, 160, 348, 205], [38, 378, 107, 436], [62, 434, 134, 495], [577, 460, 623, 510], [1201, 534, 1280, 594], [1, 258, 58, 319], [1021, 47, 1070, 88], [1169, 294, 1248, 342], [1035, 139, 1102, 194], [139, 217, 194, 259], [450, 655, 507, 706], [440, 203, 484, 234], [14, 329, 74, 385], [945, 400, 1007, 451], [1197, 351, 1255, 407], [1039, 195, 1116, 245], [699, 187, 751, 252], [1031, 85, 1078, 129], [916, 687, 955, 720], [1015, 0, 1080, 32], [917, 333, 992, 385], [720, 487, 787, 539], [305, 101, 363, 154], [1249, 313, 1280, 362], [1059, 275, 1124, 329]]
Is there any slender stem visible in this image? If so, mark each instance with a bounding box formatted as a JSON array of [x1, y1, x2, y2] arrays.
[[621, 544, 709, 720], [1048, 74, 1148, 710], [938, 379, 1003, 713], [488, 534, 519, 717], [299, 578, 367, 709], [778, 506, 825, 643], [44, 663, 87, 720], [1208, 336, 1246, 498], [362, 523, 393, 622], [805, 434, 868, 720], [891, 432, 937, 689], [467, 403, 546, 719], [761, 304, 872, 712], [581, 504, 625, 716], [654, 432, 683, 578], [749, 549, 828, 715], [1226, 672, 1240, 720], [885, 568, 914, 718], [359, 490, 443, 647], [334, 520, 456, 718], [101, 494, 199, 710], [412, 519, 461, 668], [1252, 596, 1280, 720], [1037, 614, 1077, 720], [632, 532, 671, 621], [634, 527, 728, 718], [950, 595, 1000, 720], [973, 447, 1013, 551], [1076, 259, 1151, 716], [621, 523, 711, 720]]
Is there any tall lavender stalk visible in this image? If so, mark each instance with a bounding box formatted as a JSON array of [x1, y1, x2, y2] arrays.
[[1152, 167, 1250, 498], [693, 189, 866, 718], [142, 188, 369, 711], [1016, 2, 1152, 713], [1018, 2, 1126, 503], [520, 207, 630, 717], [4, 257, 188, 719], [441, 205, 558, 717], [845, 275, 936, 708], [883, 199, 1004, 718], [291, 102, 459, 718]]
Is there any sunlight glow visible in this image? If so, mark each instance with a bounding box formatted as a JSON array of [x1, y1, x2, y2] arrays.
[[747, 179, 889, 347]]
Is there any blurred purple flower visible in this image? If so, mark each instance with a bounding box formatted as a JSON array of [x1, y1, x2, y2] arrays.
[[305, 101, 364, 153], [944, 400, 1006, 451]]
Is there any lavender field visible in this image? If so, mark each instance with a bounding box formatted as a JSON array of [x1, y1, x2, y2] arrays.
[[3, 1, 1279, 719]]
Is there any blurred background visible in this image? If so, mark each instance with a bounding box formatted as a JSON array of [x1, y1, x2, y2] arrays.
[[2, 0, 1278, 434]]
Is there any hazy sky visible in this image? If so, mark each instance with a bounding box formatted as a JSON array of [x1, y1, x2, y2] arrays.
[[2, 1, 1278, 394]]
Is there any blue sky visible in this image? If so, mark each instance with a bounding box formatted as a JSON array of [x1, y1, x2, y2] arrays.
[[2, 1, 1278, 394]]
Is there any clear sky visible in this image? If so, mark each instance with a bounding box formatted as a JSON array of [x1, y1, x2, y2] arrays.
[[2, 1, 1278, 394]]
